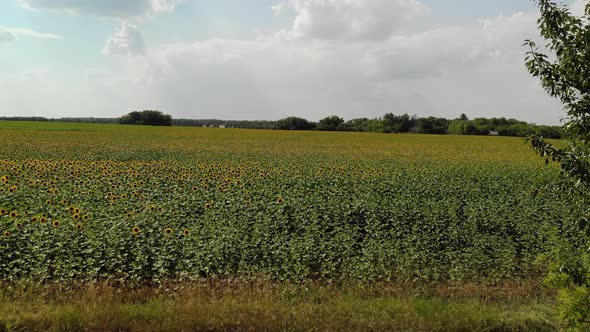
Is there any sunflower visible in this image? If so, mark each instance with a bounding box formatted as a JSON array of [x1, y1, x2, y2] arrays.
[[8, 186, 16, 193], [72, 213, 80, 220], [126, 212, 133, 218], [182, 229, 190, 237], [245, 200, 252, 207], [276, 197, 285, 204], [31, 216, 38, 222], [15, 222, 22, 229], [46, 199, 52, 205], [163, 228, 173, 236], [74, 208, 81, 214], [157, 207, 163, 212], [0, 208, 6, 215], [82, 214, 90, 221], [3, 231, 9, 238], [9, 211, 17, 219], [39, 217, 47, 223], [52, 220, 61, 228], [204, 202, 212, 209], [68, 206, 75, 213], [75, 223, 83, 231], [132, 226, 141, 235]]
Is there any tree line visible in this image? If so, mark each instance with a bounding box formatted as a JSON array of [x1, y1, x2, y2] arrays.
[[273, 113, 563, 138], [0, 111, 563, 139]]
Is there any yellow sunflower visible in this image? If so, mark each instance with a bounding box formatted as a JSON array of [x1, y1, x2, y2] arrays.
[[163, 228, 173, 236], [182, 229, 190, 237], [132, 226, 141, 235]]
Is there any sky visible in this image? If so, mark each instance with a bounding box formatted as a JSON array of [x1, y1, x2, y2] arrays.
[[0, 0, 586, 125]]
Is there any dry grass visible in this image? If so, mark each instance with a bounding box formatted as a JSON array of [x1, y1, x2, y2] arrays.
[[0, 281, 557, 331]]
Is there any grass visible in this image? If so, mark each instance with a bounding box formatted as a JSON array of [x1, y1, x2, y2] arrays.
[[0, 282, 558, 331]]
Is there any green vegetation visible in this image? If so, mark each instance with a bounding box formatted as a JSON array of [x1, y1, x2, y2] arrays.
[[524, 0, 590, 329], [0, 121, 573, 284], [0, 282, 558, 331], [0, 121, 575, 329], [119, 110, 173, 126], [1, 113, 563, 138]]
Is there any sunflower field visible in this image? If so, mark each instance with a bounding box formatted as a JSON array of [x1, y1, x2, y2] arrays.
[[0, 121, 576, 284]]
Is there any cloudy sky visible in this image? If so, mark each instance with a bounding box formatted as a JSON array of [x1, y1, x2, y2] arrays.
[[0, 0, 586, 124]]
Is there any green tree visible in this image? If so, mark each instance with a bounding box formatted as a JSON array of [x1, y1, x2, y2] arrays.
[[120, 110, 172, 126], [317, 115, 345, 131], [525, 0, 590, 329], [382, 113, 416, 133], [274, 117, 315, 130]]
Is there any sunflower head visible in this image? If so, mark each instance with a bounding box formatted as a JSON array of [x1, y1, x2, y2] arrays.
[[15, 222, 22, 229], [204, 202, 212, 209], [72, 213, 80, 220], [46, 199, 52, 205], [132, 226, 141, 235], [83, 214, 90, 221], [75, 223, 83, 231], [31, 216, 38, 222], [52, 220, 60, 228], [3, 231, 9, 238], [164, 228, 173, 236], [276, 197, 285, 204], [9, 211, 17, 219], [74, 208, 81, 214], [0, 208, 6, 215], [183, 229, 190, 237], [40, 216, 47, 223]]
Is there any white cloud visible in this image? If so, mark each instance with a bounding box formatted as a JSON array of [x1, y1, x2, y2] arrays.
[[2, 1, 570, 125], [18, 0, 184, 19], [275, 0, 429, 41], [0, 27, 62, 42], [2, 27, 62, 40], [103, 23, 146, 56], [0, 30, 15, 43]]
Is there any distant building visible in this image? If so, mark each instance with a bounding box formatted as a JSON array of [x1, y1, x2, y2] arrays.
[[489, 131, 499, 136]]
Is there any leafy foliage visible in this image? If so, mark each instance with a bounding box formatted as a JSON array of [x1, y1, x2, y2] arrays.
[[524, 0, 590, 329], [119, 110, 173, 126]]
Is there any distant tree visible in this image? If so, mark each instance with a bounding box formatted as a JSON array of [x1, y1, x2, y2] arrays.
[[382, 113, 416, 133], [459, 113, 469, 121], [120, 110, 172, 126], [275, 117, 315, 130], [415, 117, 449, 134], [317, 115, 345, 131], [448, 120, 489, 135]]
